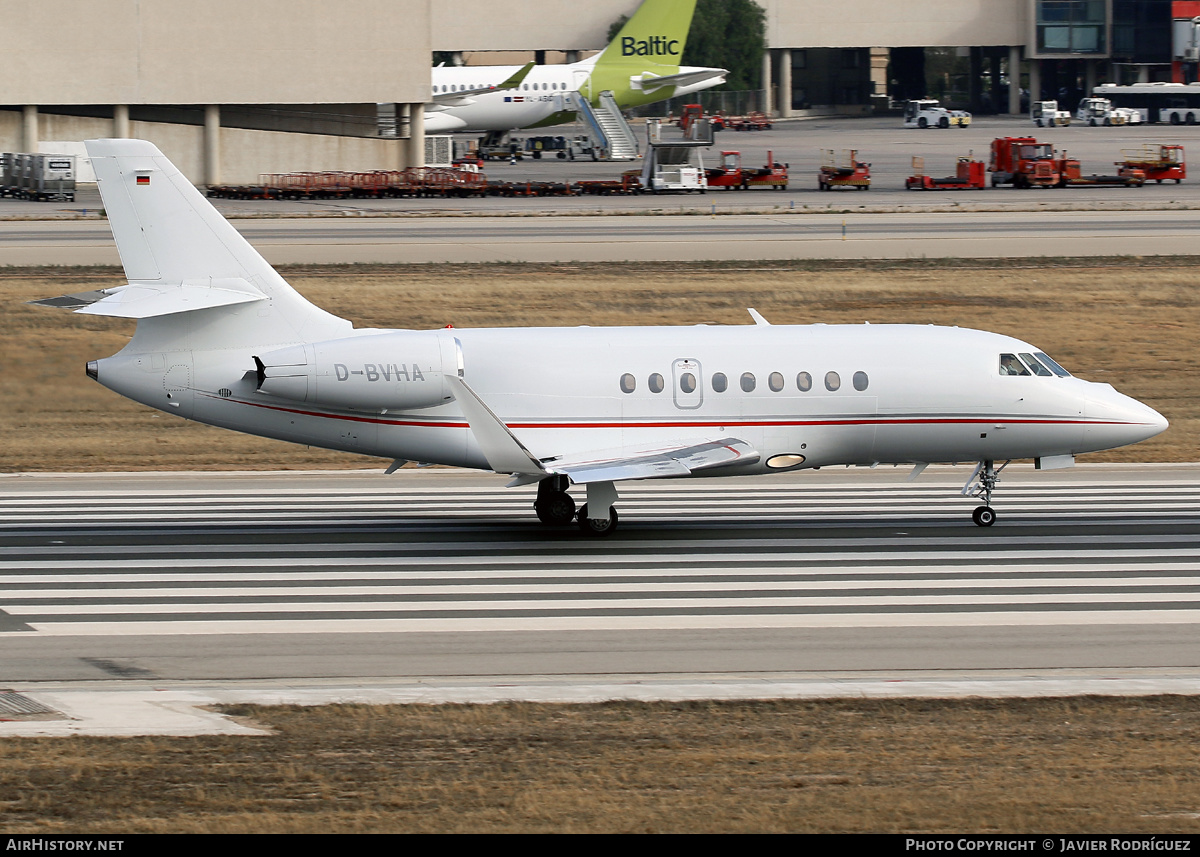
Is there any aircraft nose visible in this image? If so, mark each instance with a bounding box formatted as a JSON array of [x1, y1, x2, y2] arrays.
[[1084, 383, 1168, 451]]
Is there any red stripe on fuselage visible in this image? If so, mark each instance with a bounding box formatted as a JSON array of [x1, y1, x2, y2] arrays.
[[207, 395, 1146, 430]]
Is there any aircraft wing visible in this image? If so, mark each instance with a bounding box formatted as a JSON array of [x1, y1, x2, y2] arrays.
[[430, 61, 535, 108], [631, 67, 728, 93], [545, 438, 759, 484], [447, 375, 759, 486]]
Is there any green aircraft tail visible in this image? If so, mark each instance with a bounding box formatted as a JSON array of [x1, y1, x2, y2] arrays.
[[586, 0, 699, 106]]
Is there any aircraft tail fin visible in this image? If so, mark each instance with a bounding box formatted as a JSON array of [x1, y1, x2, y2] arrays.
[[83, 139, 349, 344], [593, 0, 698, 73]]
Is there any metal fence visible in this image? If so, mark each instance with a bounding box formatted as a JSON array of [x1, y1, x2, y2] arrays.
[[627, 90, 765, 119]]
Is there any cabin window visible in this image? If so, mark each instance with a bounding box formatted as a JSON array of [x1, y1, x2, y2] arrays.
[[999, 353, 1030, 376], [825, 371, 841, 391], [712, 372, 728, 392], [680, 372, 697, 394], [1035, 352, 1071, 377], [740, 372, 756, 392], [648, 373, 665, 393], [1019, 353, 1054, 377], [768, 372, 784, 392], [853, 371, 869, 391], [797, 371, 812, 392], [620, 373, 636, 394]]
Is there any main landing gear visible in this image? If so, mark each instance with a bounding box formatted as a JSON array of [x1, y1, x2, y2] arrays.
[[963, 459, 1008, 527], [534, 476, 619, 536], [534, 474, 576, 526]]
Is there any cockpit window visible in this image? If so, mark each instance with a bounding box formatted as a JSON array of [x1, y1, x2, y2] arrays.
[[1034, 352, 1071, 377], [999, 353, 1030, 376], [1018, 352, 1054, 377]]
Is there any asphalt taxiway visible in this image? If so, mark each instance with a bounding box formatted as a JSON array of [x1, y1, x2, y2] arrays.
[[4, 114, 1200, 265]]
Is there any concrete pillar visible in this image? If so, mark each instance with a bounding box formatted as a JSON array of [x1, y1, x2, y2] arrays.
[[969, 47, 984, 112], [21, 106, 38, 152], [779, 49, 793, 117], [565, 50, 579, 64], [762, 50, 773, 116], [407, 102, 425, 168], [1008, 46, 1022, 114], [1138, 64, 1150, 83], [1029, 59, 1041, 104], [1085, 59, 1098, 94], [113, 105, 130, 138], [396, 103, 411, 169], [204, 105, 221, 187]]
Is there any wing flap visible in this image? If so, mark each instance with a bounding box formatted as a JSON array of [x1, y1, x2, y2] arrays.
[[549, 438, 759, 484]]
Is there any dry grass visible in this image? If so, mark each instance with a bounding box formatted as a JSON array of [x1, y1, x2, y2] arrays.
[[3, 697, 1200, 833], [1, 259, 1197, 472]]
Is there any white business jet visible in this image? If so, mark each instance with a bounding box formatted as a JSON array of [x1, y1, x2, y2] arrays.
[[424, 0, 727, 133], [45, 140, 1167, 535]]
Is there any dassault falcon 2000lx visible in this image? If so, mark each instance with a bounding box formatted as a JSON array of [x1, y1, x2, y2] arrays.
[[423, 0, 727, 133], [41, 140, 1167, 535]]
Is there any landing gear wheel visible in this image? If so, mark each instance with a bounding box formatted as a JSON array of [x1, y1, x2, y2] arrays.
[[972, 506, 996, 527], [535, 490, 576, 526], [577, 503, 618, 536]]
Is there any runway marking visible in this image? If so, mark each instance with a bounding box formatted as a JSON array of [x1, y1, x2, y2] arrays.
[[2, 472, 1197, 636]]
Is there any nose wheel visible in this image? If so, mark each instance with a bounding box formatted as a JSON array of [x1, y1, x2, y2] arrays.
[[963, 460, 1008, 527]]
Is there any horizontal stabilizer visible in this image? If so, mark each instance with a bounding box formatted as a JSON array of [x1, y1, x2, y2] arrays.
[[631, 68, 727, 93], [72, 279, 266, 318], [549, 438, 758, 484]]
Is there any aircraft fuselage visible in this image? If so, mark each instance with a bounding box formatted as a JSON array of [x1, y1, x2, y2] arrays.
[[91, 322, 1166, 476]]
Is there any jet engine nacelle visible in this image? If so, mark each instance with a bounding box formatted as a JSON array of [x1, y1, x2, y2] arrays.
[[254, 330, 462, 411]]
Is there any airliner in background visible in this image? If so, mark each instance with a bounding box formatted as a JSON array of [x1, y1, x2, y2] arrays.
[[38, 140, 1168, 535], [424, 0, 727, 133]]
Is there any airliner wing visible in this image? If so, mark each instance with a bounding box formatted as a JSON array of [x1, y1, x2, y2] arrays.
[[446, 375, 759, 486], [430, 61, 535, 108], [631, 67, 728, 93]]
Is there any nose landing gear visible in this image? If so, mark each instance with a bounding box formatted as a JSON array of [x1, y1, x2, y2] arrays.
[[963, 459, 1008, 527]]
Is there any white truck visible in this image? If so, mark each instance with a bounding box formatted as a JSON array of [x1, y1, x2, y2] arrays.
[[1032, 101, 1072, 127], [903, 99, 971, 129], [1076, 97, 1143, 126]]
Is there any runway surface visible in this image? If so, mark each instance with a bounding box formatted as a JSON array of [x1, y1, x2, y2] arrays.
[[5, 208, 1200, 265], [1, 464, 1199, 733]]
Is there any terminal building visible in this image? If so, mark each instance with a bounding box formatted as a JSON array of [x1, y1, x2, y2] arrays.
[[0, 0, 1195, 183]]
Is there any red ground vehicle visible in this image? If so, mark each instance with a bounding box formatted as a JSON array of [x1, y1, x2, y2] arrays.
[[988, 137, 1062, 187], [705, 150, 788, 190], [990, 136, 1144, 188], [676, 104, 724, 132], [818, 149, 870, 190], [1119, 145, 1185, 184], [725, 112, 772, 131], [905, 156, 986, 190]]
